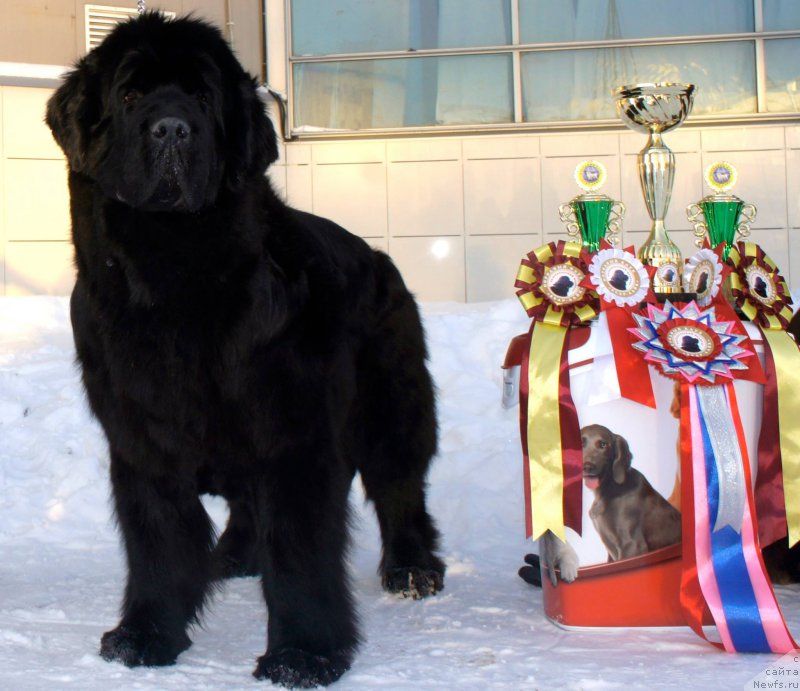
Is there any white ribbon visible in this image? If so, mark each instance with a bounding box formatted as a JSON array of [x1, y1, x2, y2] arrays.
[[696, 385, 746, 533]]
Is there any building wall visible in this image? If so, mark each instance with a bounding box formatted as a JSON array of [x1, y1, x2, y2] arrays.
[[271, 125, 800, 302], [2, 85, 798, 302], [0, 1, 798, 300], [0, 1, 263, 78], [0, 0, 263, 296], [0, 86, 73, 295]]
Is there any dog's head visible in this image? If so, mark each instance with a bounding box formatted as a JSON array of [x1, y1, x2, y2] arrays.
[[581, 424, 632, 489], [46, 13, 278, 213]]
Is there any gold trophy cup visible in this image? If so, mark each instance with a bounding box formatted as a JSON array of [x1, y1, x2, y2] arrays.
[[614, 83, 696, 294]]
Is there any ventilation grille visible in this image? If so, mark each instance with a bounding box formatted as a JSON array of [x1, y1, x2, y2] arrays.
[[84, 5, 176, 52]]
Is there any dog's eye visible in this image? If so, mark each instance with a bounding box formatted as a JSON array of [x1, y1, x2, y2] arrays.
[[598, 440, 608, 449], [122, 89, 141, 105], [196, 91, 209, 104]]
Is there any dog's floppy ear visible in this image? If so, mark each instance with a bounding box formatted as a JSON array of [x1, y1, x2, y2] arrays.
[[226, 77, 279, 191], [612, 434, 632, 484], [46, 54, 101, 173]]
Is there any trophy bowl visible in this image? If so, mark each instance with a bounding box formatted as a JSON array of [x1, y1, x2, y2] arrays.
[[614, 83, 696, 134]]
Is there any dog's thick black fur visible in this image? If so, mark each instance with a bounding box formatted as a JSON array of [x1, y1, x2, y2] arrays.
[[46, 13, 444, 687]]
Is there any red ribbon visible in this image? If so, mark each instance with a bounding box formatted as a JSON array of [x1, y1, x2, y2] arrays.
[[755, 336, 788, 546], [607, 308, 656, 407], [520, 323, 533, 538], [710, 291, 766, 386], [581, 242, 656, 407], [560, 327, 584, 534], [678, 382, 719, 647]]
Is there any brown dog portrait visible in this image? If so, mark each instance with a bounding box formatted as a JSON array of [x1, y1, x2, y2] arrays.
[[582, 424, 681, 562]]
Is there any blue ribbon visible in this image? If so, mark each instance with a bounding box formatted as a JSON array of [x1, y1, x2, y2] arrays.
[[699, 400, 770, 652]]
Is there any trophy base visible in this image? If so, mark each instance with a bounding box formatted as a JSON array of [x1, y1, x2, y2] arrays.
[[654, 291, 696, 303]]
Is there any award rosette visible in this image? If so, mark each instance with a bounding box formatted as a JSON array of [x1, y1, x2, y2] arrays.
[[585, 242, 651, 309], [583, 242, 656, 406], [630, 301, 751, 384], [515, 240, 600, 541], [727, 242, 793, 329], [682, 247, 725, 308], [681, 244, 761, 378], [727, 242, 800, 549], [629, 300, 798, 653]]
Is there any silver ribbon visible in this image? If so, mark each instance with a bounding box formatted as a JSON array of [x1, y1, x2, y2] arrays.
[[696, 385, 746, 533]]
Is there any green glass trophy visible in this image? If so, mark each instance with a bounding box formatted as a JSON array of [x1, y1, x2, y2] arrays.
[[686, 162, 756, 261], [558, 161, 625, 252]]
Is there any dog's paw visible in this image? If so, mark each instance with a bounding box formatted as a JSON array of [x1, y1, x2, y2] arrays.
[[559, 558, 579, 583], [556, 542, 580, 583], [100, 624, 190, 667], [253, 647, 350, 688], [383, 566, 444, 599], [518, 554, 542, 587]]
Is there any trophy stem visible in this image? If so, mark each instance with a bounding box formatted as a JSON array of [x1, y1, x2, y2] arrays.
[[636, 132, 682, 293], [638, 132, 674, 221]]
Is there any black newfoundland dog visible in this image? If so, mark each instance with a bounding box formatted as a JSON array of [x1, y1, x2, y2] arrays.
[[46, 13, 444, 688]]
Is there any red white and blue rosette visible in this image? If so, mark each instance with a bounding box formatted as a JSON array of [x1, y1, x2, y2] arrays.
[[629, 299, 797, 653], [629, 301, 751, 385]]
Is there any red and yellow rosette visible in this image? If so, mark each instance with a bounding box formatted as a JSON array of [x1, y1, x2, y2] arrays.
[[728, 242, 793, 329], [727, 242, 800, 547], [515, 240, 599, 541]]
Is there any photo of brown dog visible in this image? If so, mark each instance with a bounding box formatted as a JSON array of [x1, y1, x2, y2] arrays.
[[582, 424, 682, 562]]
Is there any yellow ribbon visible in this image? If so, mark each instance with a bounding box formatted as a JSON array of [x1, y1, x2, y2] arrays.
[[526, 322, 568, 542], [763, 330, 800, 547], [727, 241, 798, 545], [515, 240, 596, 542]]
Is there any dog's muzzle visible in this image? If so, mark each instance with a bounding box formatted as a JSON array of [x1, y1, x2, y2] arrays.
[[148, 117, 192, 207]]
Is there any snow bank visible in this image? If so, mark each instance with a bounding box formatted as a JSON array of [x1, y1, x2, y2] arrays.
[[0, 296, 796, 690]]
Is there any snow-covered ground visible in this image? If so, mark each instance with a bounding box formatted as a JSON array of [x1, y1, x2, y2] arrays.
[[0, 296, 797, 690]]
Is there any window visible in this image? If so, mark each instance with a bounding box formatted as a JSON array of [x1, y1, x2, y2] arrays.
[[285, 0, 800, 134]]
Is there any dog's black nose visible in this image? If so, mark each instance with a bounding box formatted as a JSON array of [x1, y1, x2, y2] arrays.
[[150, 117, 190, 143]]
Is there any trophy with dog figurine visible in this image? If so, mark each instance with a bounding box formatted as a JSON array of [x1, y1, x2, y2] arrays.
[[686, 161, 757, 261], [558, 160, 625, 252]]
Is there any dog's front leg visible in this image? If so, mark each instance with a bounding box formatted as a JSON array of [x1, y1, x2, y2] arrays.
[[614, 522, 649, 561], [100, 451, 215, 667], [252, 459, 359, 688]]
